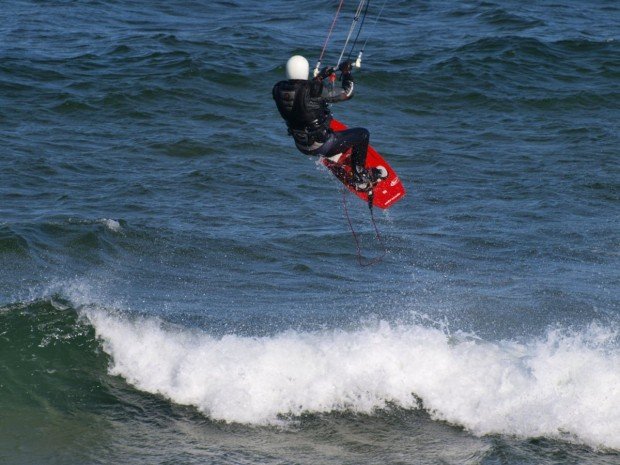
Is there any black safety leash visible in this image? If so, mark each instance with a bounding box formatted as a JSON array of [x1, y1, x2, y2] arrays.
[[342, 187, 387, 266], [336, 0, 368, 66], [346, 0, 371, 63], [350, 0, 388, 69]]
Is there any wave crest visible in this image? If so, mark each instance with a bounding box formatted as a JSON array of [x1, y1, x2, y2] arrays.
[[85, 309, 620, 450]]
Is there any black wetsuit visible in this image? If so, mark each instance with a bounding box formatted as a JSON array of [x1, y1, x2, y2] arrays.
[[272, 77, 369, 170]]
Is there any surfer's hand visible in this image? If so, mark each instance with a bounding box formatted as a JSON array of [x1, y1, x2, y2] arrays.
[[318, 66, 335, 80], [338, 59, 354, 74]]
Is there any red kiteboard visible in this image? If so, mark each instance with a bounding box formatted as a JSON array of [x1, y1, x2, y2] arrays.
[[321, 119, 406, 209]]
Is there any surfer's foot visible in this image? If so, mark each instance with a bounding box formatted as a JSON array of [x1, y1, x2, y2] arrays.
[[352, 166, 387, 191], [370, 166, 388, 182], [352, 167, 371, 191]]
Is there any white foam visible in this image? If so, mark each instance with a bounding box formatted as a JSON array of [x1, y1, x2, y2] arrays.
[[84, 309, 620, 450], [100, 218, 121, 232]]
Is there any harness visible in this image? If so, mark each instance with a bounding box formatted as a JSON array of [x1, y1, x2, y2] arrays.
[[288, 118, 331, 151]]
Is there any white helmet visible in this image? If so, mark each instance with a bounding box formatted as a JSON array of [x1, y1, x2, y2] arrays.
[[285, 55, 309, 80]]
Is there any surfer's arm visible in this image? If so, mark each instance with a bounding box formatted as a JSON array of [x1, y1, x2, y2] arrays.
[[324, 63, 355, 102], [315, 63, 354, 103], [323, 78, 354, 103]]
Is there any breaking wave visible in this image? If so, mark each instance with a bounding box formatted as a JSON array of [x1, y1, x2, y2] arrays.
[[82, 306, 620, 450]]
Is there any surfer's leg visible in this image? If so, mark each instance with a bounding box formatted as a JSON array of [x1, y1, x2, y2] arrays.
[[319, 128, 376, 190], [323, 128, 369, 169], [349, 128, 369, 170]]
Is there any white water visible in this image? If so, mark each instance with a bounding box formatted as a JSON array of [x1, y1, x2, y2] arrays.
[[100, 218, 121, 232], [84, 308, 620, 450]]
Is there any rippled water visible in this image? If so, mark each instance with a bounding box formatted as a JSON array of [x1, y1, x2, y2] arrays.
[[1, 1, 619, 464]]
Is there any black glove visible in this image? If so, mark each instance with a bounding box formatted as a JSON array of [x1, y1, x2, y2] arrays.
[[318, 66, 335, 80], [338, 59, 354, 75], [338, 60, 354, 86]]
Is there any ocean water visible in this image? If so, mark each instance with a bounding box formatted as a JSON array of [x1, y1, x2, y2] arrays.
[[1, 0, 619, 464]]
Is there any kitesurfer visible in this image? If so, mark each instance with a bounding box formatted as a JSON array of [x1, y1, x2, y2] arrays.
[[272, 55, 386, 191]]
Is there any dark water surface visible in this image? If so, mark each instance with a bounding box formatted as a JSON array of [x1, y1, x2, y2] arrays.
[[1, 1, 619, 464]]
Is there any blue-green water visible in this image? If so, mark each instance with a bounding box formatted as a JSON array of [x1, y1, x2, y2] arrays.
[[1, 1, 619, 463]]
